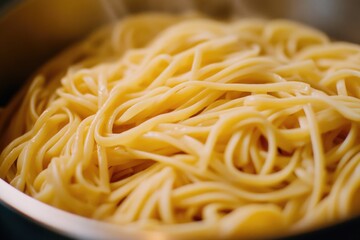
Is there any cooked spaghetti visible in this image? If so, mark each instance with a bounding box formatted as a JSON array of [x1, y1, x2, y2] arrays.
[[1, 13, 360, 238]]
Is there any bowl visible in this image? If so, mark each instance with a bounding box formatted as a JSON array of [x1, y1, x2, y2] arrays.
[[1, 0, 360, 239]]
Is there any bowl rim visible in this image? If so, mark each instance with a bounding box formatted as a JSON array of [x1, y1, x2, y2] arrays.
[[2, 177, 360, 240], [0, 178, 157, 240]]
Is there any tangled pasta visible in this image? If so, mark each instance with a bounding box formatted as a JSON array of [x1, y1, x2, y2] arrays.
[[1, 13, 360, 238]]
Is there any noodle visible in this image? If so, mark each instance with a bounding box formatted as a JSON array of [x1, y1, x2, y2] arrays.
[[1, 13, 360, 238]]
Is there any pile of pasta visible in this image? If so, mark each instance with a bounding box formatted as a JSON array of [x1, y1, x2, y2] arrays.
[[1, 13, 360, 238]]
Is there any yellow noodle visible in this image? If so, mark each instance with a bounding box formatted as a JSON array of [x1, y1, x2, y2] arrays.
[[1, 13, 360, 239]]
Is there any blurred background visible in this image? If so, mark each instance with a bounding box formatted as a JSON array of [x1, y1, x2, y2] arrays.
[[1, 0, 360, 106]]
